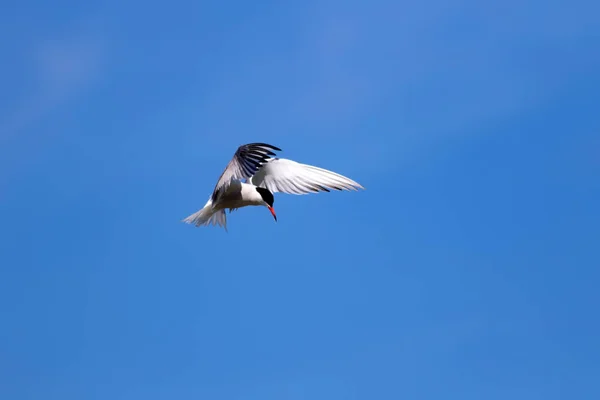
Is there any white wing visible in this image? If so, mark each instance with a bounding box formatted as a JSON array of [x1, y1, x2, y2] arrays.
[[210, 143, 281, 201], [250, 158, 364, 195]]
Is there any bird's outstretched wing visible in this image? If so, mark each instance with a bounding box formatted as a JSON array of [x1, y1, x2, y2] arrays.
[[249, 158, 364, 195], [211, 143, 282, 201]]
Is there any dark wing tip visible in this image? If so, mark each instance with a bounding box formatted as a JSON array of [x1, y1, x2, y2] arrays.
[[243, 142, 282, 152], [211, 143, 282, 202], [233, 142, 283, 179]]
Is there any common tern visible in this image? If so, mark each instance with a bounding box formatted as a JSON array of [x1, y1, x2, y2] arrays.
[[183, 142, 364, 230]]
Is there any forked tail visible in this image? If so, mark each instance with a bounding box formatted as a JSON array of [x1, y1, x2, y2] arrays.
[[182, 204, 228, 231]]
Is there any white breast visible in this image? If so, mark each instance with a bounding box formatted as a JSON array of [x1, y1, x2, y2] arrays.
[[215, 182, 264, 210]]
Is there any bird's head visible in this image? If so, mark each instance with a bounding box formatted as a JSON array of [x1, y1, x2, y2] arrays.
[[255, 187, 277, 222]]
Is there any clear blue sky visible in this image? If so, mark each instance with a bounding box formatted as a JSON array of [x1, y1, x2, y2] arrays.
[[1, 1, 599, 399]]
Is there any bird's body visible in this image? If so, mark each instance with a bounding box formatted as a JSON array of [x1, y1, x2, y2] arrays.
[[183, 143, 364, 230], [211, 181, 265, 211], [182, 181, 265, 230]]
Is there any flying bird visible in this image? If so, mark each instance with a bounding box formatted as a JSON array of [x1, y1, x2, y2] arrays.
[[182, 142, 364, 230]]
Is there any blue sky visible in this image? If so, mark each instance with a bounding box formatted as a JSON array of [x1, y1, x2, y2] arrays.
[[1, 0, 599, 399]]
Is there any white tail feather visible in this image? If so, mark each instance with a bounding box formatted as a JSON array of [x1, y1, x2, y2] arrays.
[[182, 202, 228, 231]]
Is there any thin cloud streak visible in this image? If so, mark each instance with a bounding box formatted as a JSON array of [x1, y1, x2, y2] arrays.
[[0, 33, 107, 144], [0, 30, 107, 190]]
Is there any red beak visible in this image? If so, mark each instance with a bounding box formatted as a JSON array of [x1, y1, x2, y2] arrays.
[[268, 206, 277, 222]]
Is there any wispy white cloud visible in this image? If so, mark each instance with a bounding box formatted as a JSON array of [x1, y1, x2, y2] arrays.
[[0, 32, 107, 145], [0, 24, 108, 190]]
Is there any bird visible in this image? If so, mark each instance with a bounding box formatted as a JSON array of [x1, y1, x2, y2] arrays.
[[182, 142, 364, 230]]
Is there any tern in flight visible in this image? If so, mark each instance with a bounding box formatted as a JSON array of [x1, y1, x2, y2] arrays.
[[182, 143, 364, 230]]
